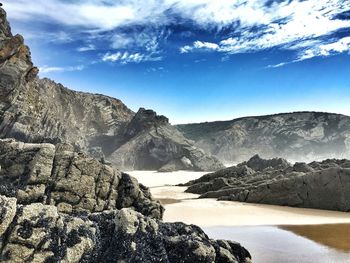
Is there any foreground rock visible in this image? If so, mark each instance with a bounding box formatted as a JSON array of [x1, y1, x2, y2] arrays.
[[0, 6, 222, 172], [0, 138, 251, 263], [183, 155, 350, 212], [177, 112, 350, 164], [0, 138, 163, 219]]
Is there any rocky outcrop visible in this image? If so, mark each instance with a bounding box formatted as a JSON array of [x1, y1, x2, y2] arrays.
[[0, 195, 251, 263], [110, 108, 224, 171], [0, 138, 163, 219], [0, 7, 222, 171], [0, 138, 251, 263], [184, 155, 350, 212], [177, 112, 350, 164]]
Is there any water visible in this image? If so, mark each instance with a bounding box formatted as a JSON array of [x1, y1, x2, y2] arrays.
[[204, 225, 350, 263]]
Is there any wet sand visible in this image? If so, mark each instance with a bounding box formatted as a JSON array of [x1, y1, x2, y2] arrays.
[[280, 224, 350, 252], [130, 170, 350, 262], [204, 225, 350, 263]]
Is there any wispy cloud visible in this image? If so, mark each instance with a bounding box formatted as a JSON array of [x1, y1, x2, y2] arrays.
[[39, 65, 85, 74], [102, 51, 162, 64], [77, 44, 95, 52], [267, 37, 350, 68], [4, 0, 350, 66], [181, 41, 219, 53]]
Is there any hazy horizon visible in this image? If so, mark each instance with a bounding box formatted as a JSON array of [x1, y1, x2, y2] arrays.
[[3, 0, 350, 124]]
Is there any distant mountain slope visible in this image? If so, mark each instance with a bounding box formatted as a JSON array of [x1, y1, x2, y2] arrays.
[[177, 112, 350, 163], [0, 7, 222, 171]]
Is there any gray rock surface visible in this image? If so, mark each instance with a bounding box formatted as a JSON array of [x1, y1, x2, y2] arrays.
[[0, 138, 163, 219], [184, 155, 350, 212], [110, 108, 224, 171], [0, 138, 251, 263], [0, 6, 222, 172], [177, 112, 350, 164]]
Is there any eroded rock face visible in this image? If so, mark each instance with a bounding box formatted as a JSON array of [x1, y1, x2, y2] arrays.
[[0, 196, 251, 263], [109, 108, 224, 171], [184, 155, 350, 212], [177, 112, 350, 164], [0, 138, 163, 219]]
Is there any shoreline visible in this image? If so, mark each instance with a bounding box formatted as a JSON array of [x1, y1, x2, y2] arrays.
[[129, 171, 350, 227]]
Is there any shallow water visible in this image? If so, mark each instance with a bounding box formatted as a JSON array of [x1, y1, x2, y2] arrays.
[[204, 225, 350, 263]]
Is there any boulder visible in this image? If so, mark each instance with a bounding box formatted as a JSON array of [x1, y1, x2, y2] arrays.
[[185, 155, 350, 212]]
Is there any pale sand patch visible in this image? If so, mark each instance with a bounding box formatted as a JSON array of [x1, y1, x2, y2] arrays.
[[129, 171, 350, 227], [127, 170, 207, 187]]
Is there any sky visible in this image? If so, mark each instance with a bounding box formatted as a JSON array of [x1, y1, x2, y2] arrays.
[[2, 0, 350, 124]]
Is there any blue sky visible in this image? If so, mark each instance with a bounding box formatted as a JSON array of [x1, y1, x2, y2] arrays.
[[3, 0, 350, 123]]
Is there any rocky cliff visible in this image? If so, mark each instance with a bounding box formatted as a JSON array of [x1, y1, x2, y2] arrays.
[[0, 6, 222, 171], [0, 138, 251, 263], [110, 108, 224, 171], [183, 155, 350, 212], [177, 112, 350, 164]]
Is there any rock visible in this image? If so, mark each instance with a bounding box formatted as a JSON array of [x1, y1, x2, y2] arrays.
[[108, 108, 224, 171], [0, 198, 251, 263], [244, 154, 290, 171], [0, 138, 251, 262], [0, 138, 163, 219], [177, 112, 350, 164], [185, 155, 350, 212]]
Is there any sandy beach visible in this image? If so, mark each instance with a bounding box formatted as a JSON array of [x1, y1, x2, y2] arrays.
[[130, 170, 350, 227]]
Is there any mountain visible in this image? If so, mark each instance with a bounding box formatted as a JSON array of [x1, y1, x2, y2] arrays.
[[0, 6, 222, 172], [183, 155, 350, 212], [177, 111, 350, 164]]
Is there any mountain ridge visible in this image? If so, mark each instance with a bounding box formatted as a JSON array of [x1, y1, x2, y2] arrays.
[[177, 111, 350, 163]]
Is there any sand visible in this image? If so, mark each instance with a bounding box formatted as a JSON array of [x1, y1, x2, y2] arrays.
[[129, 171, 350, 227]]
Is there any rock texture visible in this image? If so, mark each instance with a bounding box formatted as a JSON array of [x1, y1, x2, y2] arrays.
[[0, 138, 163, 219], [183, 155, 350, 212], [177, 112, 350, 164], [0, 139, 251, 263], [0, 6, 222, 171], [110, 108, 224, 171]]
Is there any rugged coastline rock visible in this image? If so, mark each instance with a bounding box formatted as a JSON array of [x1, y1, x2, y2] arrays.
[[183, 155, 350, 212], [0, 138, 163, 219], [0, 138, 251, 263], [0, 6, 222, 172], [110, 108, 224, 171], [177, 112, 350, 164]]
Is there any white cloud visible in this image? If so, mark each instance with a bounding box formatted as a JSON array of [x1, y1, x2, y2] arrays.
[[102, 51, 161, 64], [266, 37, 350, 68], [77, 44, 95, 52], [4, 0, 350, 64], [39, 65, 85, 73], [6, 0, 348, 31], [180, 41, 219, 53]]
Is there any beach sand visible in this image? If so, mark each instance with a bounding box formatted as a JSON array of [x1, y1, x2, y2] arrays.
[[130, 170, 350, 227]]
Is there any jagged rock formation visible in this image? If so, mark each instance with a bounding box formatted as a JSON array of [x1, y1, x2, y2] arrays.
[[0, 139, 251, 263], [0, 7, 222, 171], [177, 112, 350, 164], [110, 108, 224, 171], [183, 155, 350, 212], [0, 138, 163, 218]]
